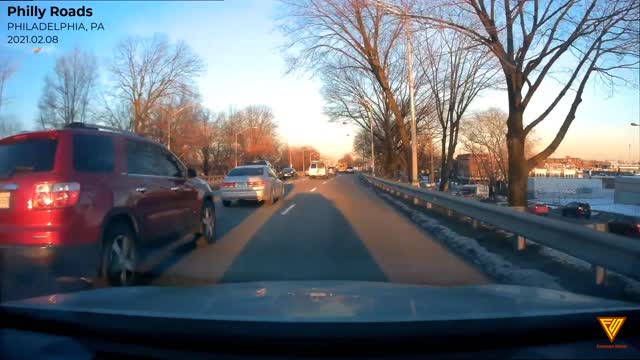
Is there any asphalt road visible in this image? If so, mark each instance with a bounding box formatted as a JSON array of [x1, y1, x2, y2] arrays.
[[0, 174, 489, 302], [150, 174, 489, 287]]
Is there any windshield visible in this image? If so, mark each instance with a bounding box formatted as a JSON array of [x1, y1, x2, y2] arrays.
[[0, 138, 57, 176], [1, 0, 640, 353], [228, 167, 264, 177]]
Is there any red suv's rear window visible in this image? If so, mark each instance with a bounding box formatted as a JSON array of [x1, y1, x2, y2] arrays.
[[0, 138, 57, 178]]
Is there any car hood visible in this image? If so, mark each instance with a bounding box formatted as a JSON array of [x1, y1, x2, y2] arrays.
[[3, 281, 639, 322]]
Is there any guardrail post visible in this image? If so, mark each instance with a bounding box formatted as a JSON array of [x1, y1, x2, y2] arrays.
[[593, 265, 607, 285], [446, 209, 453, 217], [413, 198, 420, 205], [516, 236, 526, 251], [426, 202, 432, 209], [472, 219, 479, 229]]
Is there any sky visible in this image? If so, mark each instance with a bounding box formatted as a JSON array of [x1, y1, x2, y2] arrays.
[[1, 0, 639, 162]]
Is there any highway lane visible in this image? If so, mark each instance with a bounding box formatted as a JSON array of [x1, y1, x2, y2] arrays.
[[152, 174, 490, 287], [0, 175, 489, 302]]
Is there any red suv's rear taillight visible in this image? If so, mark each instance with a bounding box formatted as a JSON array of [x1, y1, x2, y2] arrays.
[[29, 182, 80, 209]]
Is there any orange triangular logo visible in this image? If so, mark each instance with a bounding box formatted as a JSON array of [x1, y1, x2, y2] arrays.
[[597, 317, 626, 343]]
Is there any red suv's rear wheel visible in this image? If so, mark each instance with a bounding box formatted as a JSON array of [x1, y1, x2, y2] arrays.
[[200, 200, 216, 244], [100, 222, 139, 286]]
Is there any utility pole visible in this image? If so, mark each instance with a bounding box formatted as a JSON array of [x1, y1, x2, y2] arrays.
[[361, 99, 376, 176], [234, 126, 258, 167], [405, 8, 418, 186], [302, 148, 305, 173], [288, 142, 292, 168], [165, 103, 197, 151], [429, 134, 434, 185], [632, 123, 640, 166]]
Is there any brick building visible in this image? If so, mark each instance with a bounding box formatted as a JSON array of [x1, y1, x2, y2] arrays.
[[455, 153, 492, 183]]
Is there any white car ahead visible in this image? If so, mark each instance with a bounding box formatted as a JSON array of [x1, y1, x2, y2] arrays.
[[220, 165, 284, 207], [307, 160, 328, 179]]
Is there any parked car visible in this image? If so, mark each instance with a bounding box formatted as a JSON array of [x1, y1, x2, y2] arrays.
[[561, 202, 591, 219], [526, 202, 550, 216], [459, 184, 489, 199], [280, 167, 297, 180], [308, 160, 328, 179], [345, 166, 355, 174], [607, 216, 640, 238], [220, 165, 284, 207], [0, 122, 216, 286]]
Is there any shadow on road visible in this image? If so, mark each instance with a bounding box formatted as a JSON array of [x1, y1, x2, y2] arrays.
[[219, 192, 388, 283], [136, 182, 299, 285]]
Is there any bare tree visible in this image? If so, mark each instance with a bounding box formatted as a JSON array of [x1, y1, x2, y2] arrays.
[[403, 0, 640, 206], [280, 0, 420, 177], [461, 107, 539, 186], [37, 48, 98, 128], [109, 35, 203, 134], [322, 53, 437, 176], [416, 27, 498, 191], [0, 56, 17, 114], [0, 115, 22, 138]]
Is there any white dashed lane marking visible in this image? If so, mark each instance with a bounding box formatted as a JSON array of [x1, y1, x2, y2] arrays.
[[310, 188, 317, 192], [281, 204, 296, 215]]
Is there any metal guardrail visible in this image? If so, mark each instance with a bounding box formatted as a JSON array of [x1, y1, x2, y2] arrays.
[[363, 174, 640, 283]]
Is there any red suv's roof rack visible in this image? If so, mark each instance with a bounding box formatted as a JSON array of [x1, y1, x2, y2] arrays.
[[64, 122, 143, 137]]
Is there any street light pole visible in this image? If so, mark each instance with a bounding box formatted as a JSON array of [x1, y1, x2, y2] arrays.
[[632, 123, 640, 167], [234, 126, 258, 167], [165, 103, 197, 151], [361, 99, 376, 176], [404, 8, 418, 186]]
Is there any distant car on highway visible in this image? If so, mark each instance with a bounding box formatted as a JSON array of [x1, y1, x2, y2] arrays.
[[526, 202, 550, 216], [345, 166, 354, 174], [244, 160, 274, 169], [280, 167, 297, 180], [561, 202, 591, 219], [220, 165, 284, 207], [328, 166, 336, 176], [607, 216, 640, 238], [308, 160, 328, 179]]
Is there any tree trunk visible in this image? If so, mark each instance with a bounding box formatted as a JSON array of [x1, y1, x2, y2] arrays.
[[438, 136, 447, 191], [202, 147, 210, 175], [506, 109, 527, 207]]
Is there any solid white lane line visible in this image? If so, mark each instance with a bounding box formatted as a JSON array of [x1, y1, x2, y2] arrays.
[[281, 204, 296, 215], [322, 181, 327, 184], [310, 187, 317, 192]]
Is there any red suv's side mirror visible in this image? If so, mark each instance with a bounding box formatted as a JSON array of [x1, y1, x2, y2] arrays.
[[187, 168, 197, 178]]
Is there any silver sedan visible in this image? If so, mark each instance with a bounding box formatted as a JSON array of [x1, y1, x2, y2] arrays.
[[220, 165, 284, 207]]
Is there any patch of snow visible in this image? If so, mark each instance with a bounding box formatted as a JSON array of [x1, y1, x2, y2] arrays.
[[610, 273, 640, 297], [378, 192, 564, 290], [591, 203, 640, 217], [535, 190, 640, 217], [538, 247, 592, 271], [539, 245, 640, 297]]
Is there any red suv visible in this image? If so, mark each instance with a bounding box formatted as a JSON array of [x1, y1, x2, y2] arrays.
[[0, 123, 216, 286]]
